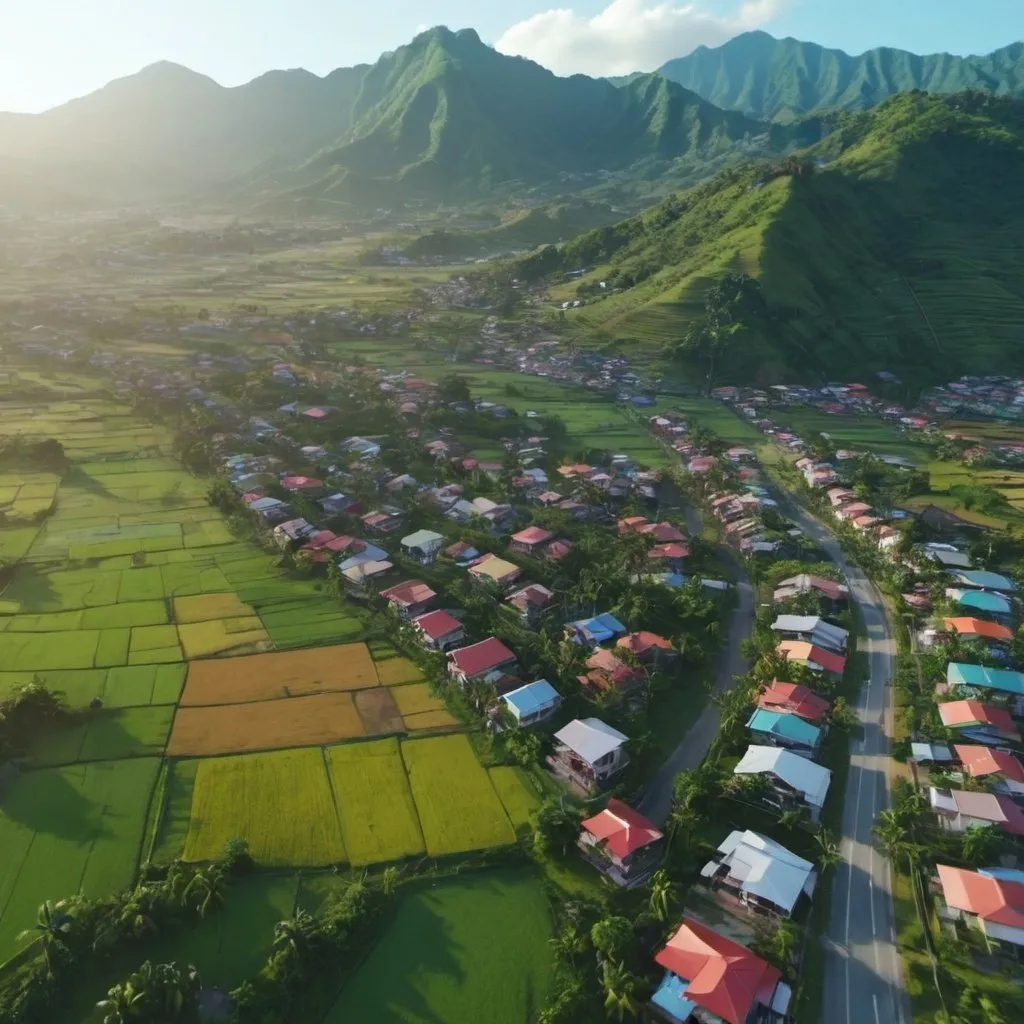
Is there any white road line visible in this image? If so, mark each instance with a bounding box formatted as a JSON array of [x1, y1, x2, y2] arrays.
[[873, 994, 881, 1024]]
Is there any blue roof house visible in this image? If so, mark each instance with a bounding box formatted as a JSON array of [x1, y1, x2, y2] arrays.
[[565, 613, 628, 646], [947, 663, 1024, 697], [502, 680, 562, 727], [947, 588, 1013, 619], [948, 570, 1018, 593], [747, 709, 823, 756]]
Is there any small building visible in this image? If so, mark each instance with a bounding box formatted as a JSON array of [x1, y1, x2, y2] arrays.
[[733, 745, 832, 822], [444, 540, 481, 565], [362, 509, 404, 534], [935, 865, 1024, 956], [746, 708, 822, 757], [505, 583, 555, 626], [467, 554, 523, 591], [447, 637, 519, 688], [939, 700, 1022, 744], [400, 529, 445, 565], [947, 588, 1013, 619], [757, 681, 831, 723], [954, 744, 1024, 795], [273, 518, 318, 547], [943, 618, 1013, 644], [578, 648, 646, 696], [340, 559, 393, 595], [549, 718, 630, 794], [509, 525, 555, 556], [617, 631, 675, 665], [773, 573, 849, 608], [379, 579, 436, 619], [578, 799, 664, 888], [776, 640, 846, 678], [652, 917, 790, 1024], [929, 788, 1024, 836], [947, 570, 1018, 594], [700, 829, 817, 918], [565, 612, 627, 646], [771, 615, 848, 653], [501, 679, 562, 727], [410, 609, 466, 652]]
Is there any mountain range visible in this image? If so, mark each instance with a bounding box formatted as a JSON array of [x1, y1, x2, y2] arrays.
[[518, 91, 1024, 387], [656, 31, 1024, 122]]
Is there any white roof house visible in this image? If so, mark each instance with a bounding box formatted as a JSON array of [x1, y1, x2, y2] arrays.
[[734, 746, 832, 811], [702, 830, 817, 916], [771, 615, 849, 652], [554, 718, 628, 765]]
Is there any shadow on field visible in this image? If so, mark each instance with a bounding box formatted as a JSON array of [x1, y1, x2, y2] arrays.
[[61, 465, 116, 500], [1, 766, 98, 841], [3, 562, 59, 610]]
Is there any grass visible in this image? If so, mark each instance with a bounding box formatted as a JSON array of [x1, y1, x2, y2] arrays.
[[326, 870, 554, 1024], [488, 767, 541, 830], [328, 739, 426, 866], [0, 758, 161, 960], [181, 748, 347, 867], [401, 735, 517, 856], [768, 407, 929, 464], [30, 706, 174, 766]]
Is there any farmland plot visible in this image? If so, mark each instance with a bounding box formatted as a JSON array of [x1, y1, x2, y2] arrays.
[[181, 749, 346, 866], [0, 758, 161, 960], [328, 739, 425, 866], [401, 735, 516, 856]]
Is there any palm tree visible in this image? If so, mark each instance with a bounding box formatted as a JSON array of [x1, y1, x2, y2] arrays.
[[601, 960, 639, 1021], [778, 808, 804, 831], [961, 823, 1002, 868], [183, 865, 226, 919], [814, 828, 842, 872], [648, 869, 676, 922], [96, 977, 146, 1024], [272, 909, 317, 961], [549, 925, 588, 965], [379, 866, 400, 896], [18, 900, 75, 977]]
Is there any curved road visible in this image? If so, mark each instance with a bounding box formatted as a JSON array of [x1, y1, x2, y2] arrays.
[[783, 500, 911, 1024]]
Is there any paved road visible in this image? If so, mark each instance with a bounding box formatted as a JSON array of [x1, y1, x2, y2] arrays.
[[783, 501, 911, 1024], [637, 496, 754, 826]]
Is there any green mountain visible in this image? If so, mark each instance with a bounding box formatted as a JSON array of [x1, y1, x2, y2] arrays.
[[520, 92, 1024, 387], [268, 27, 778, 205], [0, 61, 368, 205], [658, 31, 1024, 121]]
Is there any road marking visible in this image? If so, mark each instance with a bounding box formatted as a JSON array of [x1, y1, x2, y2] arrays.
[[873, 994, 881, 1024]]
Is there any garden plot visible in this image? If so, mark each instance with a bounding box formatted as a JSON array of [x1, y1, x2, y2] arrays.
[[373, 656, 424, 686], [180, 642, 379, 706], [327, 871, 553, 1024], [167, 692, 367, 756], [327, 739, 426, 866], [401, 735, 517, 856], [181, 748, 347, 867], [0, 757, 161, 960]]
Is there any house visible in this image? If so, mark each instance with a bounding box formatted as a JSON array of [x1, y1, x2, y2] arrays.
[[578, 799, 665, 888], [700, 830, 817, 918], [746, 709, 822, 757], [773, 574, 849, 607], [939, 700, 1021, 744], [505, 583, 555, 626], [280, 475, 323, 493], [467, 554, 523, 591], [652, 917, 790, 1024], [447, 637, 519, 688], [362, 509, 404, 534], [827, 487, 857, 507], [578, 648, 646, 695], [775, 640, 846, 678], [757, 682, 831, 723], [564, 609, 629, 645], [410, 609, 466, 651], [501, 679, 562, 727], [248, 496, 291, 524], [617, 631, 676, 665], [272, 518, 318, 546], [835, 501, 873, 521], [549, 718, 630, 794], [733, 745, 832, 822], [379, 580, 436, 619], [935, 865, 1024, 954], [340, 559, 393, 595], [320, 492, 362, 516], [947, 588, 1013, 619], [399, 529, 445, 565], [929, 788, 1024, 836], [444, 540, 481, 566], [648, 543, 689, 572], [946, 664, 1024, 698], [338, 540, 389, 572], [921, 546, 973, 570], [953, 745, 1024, 795], [770, 615, 848, 653], [948, 569, 1018, 594], [509, 525, 555, 556], [942, 618, 1013, 644]]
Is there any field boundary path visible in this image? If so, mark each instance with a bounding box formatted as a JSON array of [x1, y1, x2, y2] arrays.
[[637, 491, 754, 826], [770, 492, 911, 1024]]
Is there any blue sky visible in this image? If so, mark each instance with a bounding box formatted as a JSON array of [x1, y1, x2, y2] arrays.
[[1, 0, 1021, 112]]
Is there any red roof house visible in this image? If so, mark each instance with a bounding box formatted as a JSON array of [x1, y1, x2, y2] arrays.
[[640, 521, 686, 543], [654, 918, 783, 1024], [379, 580, 436, 618], [758, 681, 832, 722], [578, 648, 645, 694], [618, 516, 650, 535], [505, 583, 555, 625], [510, 526, 555, 554], [943, 618, 1014, 642], [617, 631, 675, 663], [410, 609, 466, 651], [954, 745, 1024, 783], [578, 799, 665, 887], [280, 475, 323, 492], [936, 865, 1024, 934], [939, 700, 1020, 740], [776, 640, 847, 677], [448, 637, 518, 686]]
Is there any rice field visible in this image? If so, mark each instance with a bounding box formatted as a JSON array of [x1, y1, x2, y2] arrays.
[[0, 758, 161, 959], [402, 735, 517, 856], [488, 767, 542, 830], [181, 748, 347, 867]]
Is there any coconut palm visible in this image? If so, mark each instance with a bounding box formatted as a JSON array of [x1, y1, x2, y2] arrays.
[[379, 866, 400, 896], [549, 925, 588, 965], [18, 900, 75, 977], [814, 827, 842, 872], [600, 960, 640, 1021], [272, 909, 317, 960], [648, 869, 676, 922], [961, 823, 1002, 868], [183, 865, 226, 919], [778, 808, 804, 831]]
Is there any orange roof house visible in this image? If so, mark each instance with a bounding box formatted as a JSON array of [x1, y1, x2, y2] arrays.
[[943, 617, 1013, 642], [776, 640, 846, 676], [936, 864, 1024, 933], [758, 681, 831, 722], [954, 744, 1024, 783]]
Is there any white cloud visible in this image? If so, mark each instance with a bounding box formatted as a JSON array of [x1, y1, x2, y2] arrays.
[[495, 0, 785, 77]]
